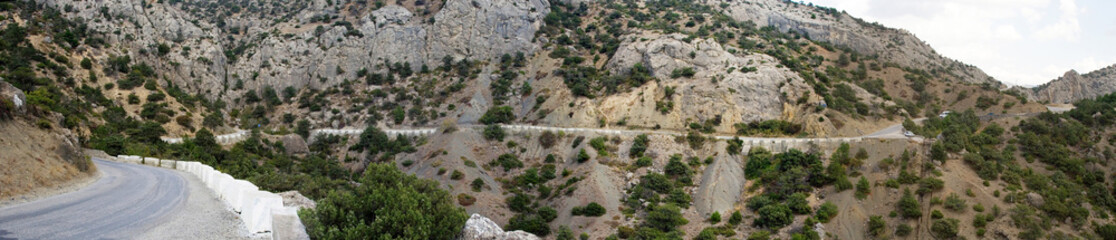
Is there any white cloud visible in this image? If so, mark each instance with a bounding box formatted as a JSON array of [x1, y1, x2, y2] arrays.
[[803, 0, 1111, 86], [1033, 0, 1082, 41]]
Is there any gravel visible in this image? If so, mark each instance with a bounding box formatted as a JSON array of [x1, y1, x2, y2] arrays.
[[136, 170, 261, 240]]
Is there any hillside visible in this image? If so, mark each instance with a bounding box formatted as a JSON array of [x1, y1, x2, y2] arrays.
[[0, 80, 94, 204], [3, 0, 1116, 240], [1024, 64, 1116, 104]]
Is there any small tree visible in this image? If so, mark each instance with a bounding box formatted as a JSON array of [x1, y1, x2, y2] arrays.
[[855, 176, 871, 199], [709, 211, 721, 223], [867, 216, 886, 237], [483, 125, 506, 141], [728, 211, 744, 225], [576, 148, 590, 163]]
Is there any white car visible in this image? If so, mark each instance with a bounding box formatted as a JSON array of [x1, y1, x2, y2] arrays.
[[903, 131, 916, 137]]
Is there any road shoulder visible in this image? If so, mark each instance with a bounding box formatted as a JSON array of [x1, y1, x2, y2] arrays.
[[136, 170, 257, 240]]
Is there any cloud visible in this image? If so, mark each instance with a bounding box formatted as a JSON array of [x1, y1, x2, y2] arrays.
[[1033, 0, 1082, 41], [803, 0, 1109, 86]]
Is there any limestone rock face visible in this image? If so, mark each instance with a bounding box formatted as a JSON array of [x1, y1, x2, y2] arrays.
[[460, 214, 540, 240], [0, 79, 26, 113], [1025, 65, 1116, 104], [595, 34, 816, 132], [39, 0, 549, 106], [717, 0, 996, 85]]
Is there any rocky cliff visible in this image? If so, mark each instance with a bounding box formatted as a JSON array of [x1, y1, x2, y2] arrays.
[[1026, 65, 1116, 104], [39, 0, 548, 104], [718, 0, 997, 85]]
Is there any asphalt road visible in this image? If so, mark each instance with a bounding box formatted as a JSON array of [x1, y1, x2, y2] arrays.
[[0, 158, 187, 239]]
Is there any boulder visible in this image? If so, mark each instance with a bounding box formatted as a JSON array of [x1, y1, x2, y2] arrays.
[[278, 134, 310, 155], [460, 214, 539, 240], [0, 79, 27, 114], [1026, 192, 1044, 207]]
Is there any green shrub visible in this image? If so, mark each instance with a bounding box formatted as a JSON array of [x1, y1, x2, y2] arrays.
[[867, 215, 886, 237], [576, 148, 590, 163], [539, 131, 557, 148], [493, 154, 523, 171], [35, 119, 51, 129], [635, 156, 652, 167], [589, 136, 609, 156], [480, 106, 515, 124], [450, 170, 464, 180], [301, 163, 467, 240], [898, 189, 922, 219], [708, 211, 721, 223], [571, 202, 606, 217], [506, 214, 550, 236], [471, 178, 485, 192], [855, 176, 870, 199], [930, 218, 959, 239], [728, 211, 743, 225], [0, 98, 14, 120], [943, 193, 967, 212], [896, 223, 913, 237], [755, 204, 792, 229], [815, 202, 839, 223], [483, 124, 506, 141], [630, 134, 649, 157]]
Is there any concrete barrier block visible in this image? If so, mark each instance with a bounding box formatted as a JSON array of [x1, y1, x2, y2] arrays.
[[160, 159, 176, 169], [143, 157, 160, 166], [211, 174, 235, 198], [243, 191, 284, 233], [271, 207, 310, 240], [226, 180, 260, 212]]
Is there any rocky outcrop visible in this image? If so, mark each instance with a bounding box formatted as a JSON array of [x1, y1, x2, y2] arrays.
[[40, 0, 549, 106], [460, 214, 540, 240], [588, 33, 816, 132], [1026, 65, 1116, 104], [717, 0, 996, 85], [0, 79, 26, 114]]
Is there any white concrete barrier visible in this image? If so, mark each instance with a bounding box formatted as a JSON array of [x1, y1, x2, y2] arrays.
[[101, 155, 307, 239]]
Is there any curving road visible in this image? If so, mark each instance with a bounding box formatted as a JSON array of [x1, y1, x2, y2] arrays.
[[0, 158, 187, 239]]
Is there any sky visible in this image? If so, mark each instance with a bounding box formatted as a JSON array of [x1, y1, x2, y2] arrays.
[[802, 0, 1116, 87]]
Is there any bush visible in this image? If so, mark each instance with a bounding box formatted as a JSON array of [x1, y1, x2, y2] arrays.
[[450, 170, 464, 180], [643, 204, 689, 232], [506, 214, 550, 236], [576, 148, 590, 163], [483, 124, 506, 141], [855, 176, 870, 199], [867, 216, 886, 237], [571, 202, 606, 217], [787, 193, 811, 214], [755, 204, 792, 229], [589, 136, 609, 156], [898, 189, 922, 219], [815, 202, 839, 223], [80, 58, 93, 69], [301, 163, 467, 240], [1096, 224, 1116, 240], [539, 131, 558, 148], [944, 193, 967, 212], [457, 193, 476, 206], [670, 67, 695, 78], [480, 106, 515, 124], [729, 211, 743, 225], [471, 178, 485, 192], [930, 218, 959, 239], [708, 211, 721, 223], [35, 119, 51, 129], [493, 154, 523, 171], [630, 134, 649, 157], [896, 223, 913, 237], [0, 98, 14, 120], [635, 156, 652, 167]]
